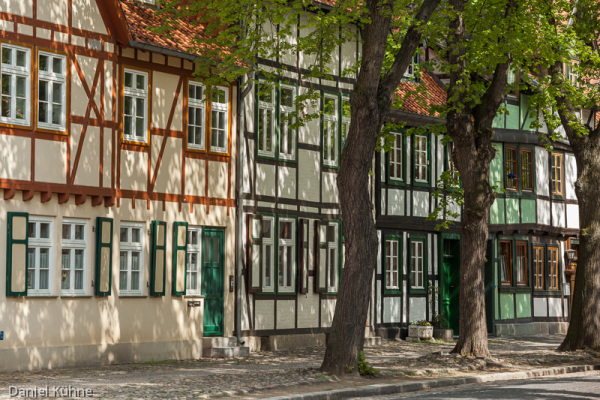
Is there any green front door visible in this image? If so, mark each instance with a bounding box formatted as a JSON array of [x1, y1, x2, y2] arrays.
[[202, 228, 225, 336], [441, 238, 460, 335]]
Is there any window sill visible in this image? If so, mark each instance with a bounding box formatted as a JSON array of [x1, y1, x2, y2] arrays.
[[60, 295, 93, 298], [498, 286, 530, 294], [119, 295, 148, 298], [25, 295, 58, 298], [533, 290, 563, 296]]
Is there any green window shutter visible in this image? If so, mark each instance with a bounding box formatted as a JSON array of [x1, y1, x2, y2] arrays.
[[172, 222, 188, 296], [297, 219, 309, 294], [95, 217, 113, 296], [314, 221, 327, 293], [150, 221, 167, 296], [6, 212, 29, 297], [247, 214, 262, 293]]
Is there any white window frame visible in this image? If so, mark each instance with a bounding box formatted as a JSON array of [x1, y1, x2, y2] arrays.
[[389, 132, 403, 182], [37, 51, 66, 132], [27, 216, 53, 296], [277, 217, 296, 293], [187, 81, 206, 151], [257, 81, 276, 158], [186, 226, 202, 296], [385, 239, 400, 290], [1, 43, 31, 126], [279, 84, 296, 160], [410, 240, 424, 290], [262, 216, 275, 292], [119, 222, 145, 296], [61, 218, 88, 296], [319, 221, 339, 293], [122, 68, 148, 143], [210, 86, 229, 154], [323, 94, 339, 167], [414, 134, 428, 182]]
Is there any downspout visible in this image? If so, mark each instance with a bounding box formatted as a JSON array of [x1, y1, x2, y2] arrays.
[[235, 74, 246, 346]]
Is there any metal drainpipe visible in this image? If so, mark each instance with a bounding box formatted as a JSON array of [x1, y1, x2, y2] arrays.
[[235, 74, 246, 346]]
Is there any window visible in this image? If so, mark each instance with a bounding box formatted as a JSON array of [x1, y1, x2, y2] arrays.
[[505, 146, 518, 190], [404, 54, 418, 79], [446, 141, 460, 185], [410, 238, 425, 291], [520, 148, 533, 191], [1, 43, 31, 126], [27, 217, 53, 295], [210, 86, 228, 153], [187, 82, 205, 150], [262, 216, 275, 293], [119, 223, 144, 295], [278, 218, 296, 293], [413, 134, 428, 183], [533, 246, 544, 290], [389, 132, 404, 183], [507, 67, 519, 98], [61, 219, 87, 295], [551, 152, 563, 196], [37, 51, 66, 131], [565, 63, 579, 86], [186, 226, 202, 295], [515, 241, 528, 287], [504, 145, 534, 192], [323, 94, 339, 167], [385, 237, 401, 293], [279, 85, 296, 160], [123, 68, 148, 143], [500, 240, 513, 286], [317, 221, 339, 293], [257, 82, 275, 157], [548, 247, 559, 290]]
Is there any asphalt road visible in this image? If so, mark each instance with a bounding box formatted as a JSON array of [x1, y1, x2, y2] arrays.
[[351, 371, 600, 399]]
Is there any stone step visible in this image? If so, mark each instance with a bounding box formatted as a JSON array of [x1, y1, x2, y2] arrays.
[[210, 346, 250, 358], [363, 336, 382, 346]]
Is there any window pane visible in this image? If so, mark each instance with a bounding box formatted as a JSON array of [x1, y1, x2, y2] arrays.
[[1, 48, 11, 64], [286, 246, 292, 287], [265, 244, 272, 287], [38, 102, 47, 123], [324, 98, 335, 115], [124, 72, 133, 88], [39, 80, 48, 102], [16, 50, 26, 67], [16, 76, 26, 96], [52, 57, 62, 74], [52, 103, 61, 125], [281, 87, 294, 107], [136, 74, 145, 90], [27, 249, 35, 289], [39, 223, 50, 239], [52, 82, 62, 104], [75, 224, 85, 240], [280, 221, 292, 239], [61, 249, 70, 290], [120, 228, 128, 243], [131, 228, 141, 243], [62, 224, 71, 240]]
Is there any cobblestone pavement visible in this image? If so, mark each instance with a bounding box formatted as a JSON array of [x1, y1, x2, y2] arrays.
[[1, 335, 598, 399]]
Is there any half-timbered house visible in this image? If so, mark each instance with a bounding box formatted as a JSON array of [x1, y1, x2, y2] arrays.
[[0, 0, 238, 370]]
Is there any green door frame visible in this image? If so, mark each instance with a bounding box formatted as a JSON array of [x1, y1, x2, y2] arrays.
[[202, 227, 225, 337]]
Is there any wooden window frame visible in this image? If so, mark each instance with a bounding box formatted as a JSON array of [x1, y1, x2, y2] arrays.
[[208, 85, 229, 155], [413, 134, 429, 184], [297, 219, 310, 294], [409, 236, 427, 294], [277, 216, 297, 294], [121, 66, 150, 145], [384, 235, 402, 295], [1, 42, 32, 127], [118, 222, 145, 296], [186, 226, 202, 296], [315, 220, 341, 294], [548, 246, 560, 290], [322, 93, 339, 168], [186, 81, 206, 151], [60, 218, 88, 296], [500, 240, 513, 286], [388, 132, 405, 184], [341, 96, 350, 151], [36, 49, 68, 133], [533, 245, 545, 290], [278, 83, 297, 161], [515, 241, 528, 287], [261, 215, 276, 293], [505, 146, 518, 190], [551, 152, 564, 196], [27, 216, 54, 296], [520, 148, 533, 192], [257, 80, 276, 158]]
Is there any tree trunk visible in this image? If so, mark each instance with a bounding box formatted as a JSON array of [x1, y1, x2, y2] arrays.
[[449, 129, 495, 357], [557, 126, 600, 351]]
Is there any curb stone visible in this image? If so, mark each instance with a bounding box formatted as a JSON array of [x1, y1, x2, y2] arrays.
[[264, 364, 600, 400]]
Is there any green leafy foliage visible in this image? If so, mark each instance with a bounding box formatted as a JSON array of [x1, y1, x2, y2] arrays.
[[358, 351, 380, 376]]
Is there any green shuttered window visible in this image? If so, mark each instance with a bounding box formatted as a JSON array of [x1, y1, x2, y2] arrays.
[[6, 212, 29, 296], [172, 222, 188, 296], [94, 217, 113, 296], [150, 221, 167, 296]]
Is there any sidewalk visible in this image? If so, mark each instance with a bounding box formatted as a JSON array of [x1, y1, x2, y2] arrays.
[[1, 335, 598, 399]]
